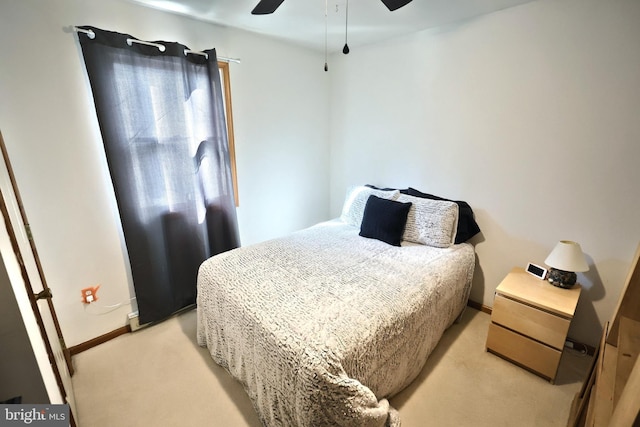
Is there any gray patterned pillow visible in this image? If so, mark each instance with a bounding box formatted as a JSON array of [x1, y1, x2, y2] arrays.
[[396, 193, 459, 247], [340, 186, 400, 228]]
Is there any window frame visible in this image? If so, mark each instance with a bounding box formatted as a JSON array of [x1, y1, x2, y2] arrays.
[[218, 61, 239, 206]]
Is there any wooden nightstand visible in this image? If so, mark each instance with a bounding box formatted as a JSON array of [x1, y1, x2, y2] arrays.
[[486, 267, 582, 382]]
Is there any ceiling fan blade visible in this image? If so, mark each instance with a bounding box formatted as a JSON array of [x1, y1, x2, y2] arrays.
[[380, 0, 413, 11], [251, 0, 285, 15]]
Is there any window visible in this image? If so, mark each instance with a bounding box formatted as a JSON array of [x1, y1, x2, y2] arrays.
[[78, 26, 241, 323]]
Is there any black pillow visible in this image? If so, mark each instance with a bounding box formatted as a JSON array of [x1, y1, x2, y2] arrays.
[[359, 195, 412, 246], [401, 187, 481, 244]]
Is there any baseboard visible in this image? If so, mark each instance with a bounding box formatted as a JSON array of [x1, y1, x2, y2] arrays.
[[68, 302, 594, 359], [69, 306, 196, 357], [467, 299, 492, 315], [467, 300, 596, 356], [68, 325, 131, 356]]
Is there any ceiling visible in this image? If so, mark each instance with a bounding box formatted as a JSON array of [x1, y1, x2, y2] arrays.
[[127, 0, 534, 53]]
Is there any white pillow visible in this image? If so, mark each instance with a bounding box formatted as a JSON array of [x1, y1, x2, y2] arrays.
[[396, 193, 459, 247], [340, 186, 400, 228]]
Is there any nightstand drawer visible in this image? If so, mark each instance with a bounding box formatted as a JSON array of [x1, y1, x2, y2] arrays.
[[491, 294, 570, 350], [486, 323, 562, 380]]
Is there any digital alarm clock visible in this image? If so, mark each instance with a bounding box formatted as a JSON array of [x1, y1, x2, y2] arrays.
[[526, 262, 548, 280]]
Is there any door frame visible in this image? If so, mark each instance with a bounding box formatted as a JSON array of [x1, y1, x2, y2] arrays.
[[0, 131, 76, 425]]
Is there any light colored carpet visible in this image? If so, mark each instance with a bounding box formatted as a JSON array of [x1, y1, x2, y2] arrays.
[[71, 308, 591, 426]]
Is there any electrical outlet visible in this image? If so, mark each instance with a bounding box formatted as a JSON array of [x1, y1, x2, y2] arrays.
[[81, 285, 101, 304]]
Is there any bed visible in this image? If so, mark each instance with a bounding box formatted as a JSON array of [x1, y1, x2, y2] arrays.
[[197, 186, 479, 426]]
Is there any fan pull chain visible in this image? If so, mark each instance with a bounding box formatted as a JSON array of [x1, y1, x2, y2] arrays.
[[324, 0, 329, 71], [343, 0, 350, 54]]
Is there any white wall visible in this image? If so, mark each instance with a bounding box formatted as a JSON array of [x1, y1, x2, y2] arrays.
[[0, 0, 330, 346], [3, 0, 638, 350], [328, 0, 640, 346]]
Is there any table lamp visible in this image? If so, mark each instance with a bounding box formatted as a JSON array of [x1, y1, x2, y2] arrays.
[[544, 240, 589, 289]]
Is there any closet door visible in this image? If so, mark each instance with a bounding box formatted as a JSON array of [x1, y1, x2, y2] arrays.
[[0, 131, 76, 424]]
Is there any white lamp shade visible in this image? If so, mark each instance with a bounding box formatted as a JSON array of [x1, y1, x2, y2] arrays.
[[544, 240, 589, 272]]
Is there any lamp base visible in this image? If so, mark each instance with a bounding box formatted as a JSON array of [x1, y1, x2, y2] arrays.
[[547, 268, 577, 289]]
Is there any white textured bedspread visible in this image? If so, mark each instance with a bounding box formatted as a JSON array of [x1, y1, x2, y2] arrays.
[[197, 220, 475, 426]]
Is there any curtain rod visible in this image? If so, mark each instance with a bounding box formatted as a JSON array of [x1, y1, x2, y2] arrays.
[[74, 27, 241, 64]]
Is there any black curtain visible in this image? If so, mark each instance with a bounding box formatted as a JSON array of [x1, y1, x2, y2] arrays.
[[77, 26, 239, 324]]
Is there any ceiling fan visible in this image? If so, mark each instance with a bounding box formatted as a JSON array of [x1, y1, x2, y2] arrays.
[[251, 0, 413, 15]]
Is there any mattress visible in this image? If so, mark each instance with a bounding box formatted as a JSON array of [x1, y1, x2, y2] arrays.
[[197, 220, 475, 426]]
